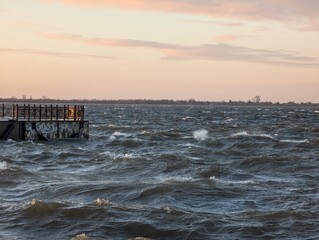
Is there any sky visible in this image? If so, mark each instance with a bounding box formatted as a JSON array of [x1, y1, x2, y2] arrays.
[[1, 0, 319, 102]]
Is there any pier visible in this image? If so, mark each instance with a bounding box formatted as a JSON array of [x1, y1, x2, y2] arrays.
[[0, 104, 89, 141]]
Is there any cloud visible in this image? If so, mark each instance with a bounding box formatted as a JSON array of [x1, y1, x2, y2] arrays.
[[0, 47, 114, 60], [181, 19, 245, 27], [214, 34, 257, 42], [41, 32, 178, 49], [163, 44, 318, 67], [41, 0, 319, 25], [42, 32, 318, 67], [295, 21, 319, 32]]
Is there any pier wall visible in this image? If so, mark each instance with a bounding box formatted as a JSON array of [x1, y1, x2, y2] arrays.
[[0, 120, 89, 141]]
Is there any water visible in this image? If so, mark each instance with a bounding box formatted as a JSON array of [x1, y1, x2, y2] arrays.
[[1, 104, 319, 239]]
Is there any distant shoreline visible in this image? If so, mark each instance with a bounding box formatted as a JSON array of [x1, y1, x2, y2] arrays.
[[0, 98, 318, 106]]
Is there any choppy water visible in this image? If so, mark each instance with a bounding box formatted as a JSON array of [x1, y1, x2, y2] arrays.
[[1, 104, 319, 240]]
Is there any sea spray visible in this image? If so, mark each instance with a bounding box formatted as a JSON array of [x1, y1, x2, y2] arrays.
[[193, 129, 208, 141], [0, 161, 8, 171]]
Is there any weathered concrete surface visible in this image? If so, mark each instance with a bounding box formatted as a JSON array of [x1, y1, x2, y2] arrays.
[[0, 120, 89, 141]]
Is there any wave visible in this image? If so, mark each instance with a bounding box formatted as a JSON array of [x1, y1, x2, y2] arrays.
[[24, 199, 113, 219], [137, 185, 172, 199], [238, 155, 289, 166], [181, 116, 195, 121], [113, 131, 131, 137], [71, 233, 89, 240], [279, 139, 309, 143], [209, 176, 257, 185], [158, 176, 195, 184], [247, 209, 319, 221], [94, 198, 112, 206], [140, 130, 183, 140], [99, 151, 136, 160], [24, 199, 67, 217], [108, 124, 131, 130], [129, 237, 154, 240], [230, 131, 278, 142], [230, 131, 308, 144]]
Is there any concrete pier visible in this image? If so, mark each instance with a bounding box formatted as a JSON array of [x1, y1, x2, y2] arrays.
[[0, 104, 89, 141]]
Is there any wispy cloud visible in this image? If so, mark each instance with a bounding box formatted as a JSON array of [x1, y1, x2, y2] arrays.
[[42, 32, 318, 67], [40, 0, 319, 30], [164, 44, 318, 67], [0, 47, 114, 60], [182, 19, 245, 27], [215, 34, 257, 42], [294, 21, 319, 32], [41, 32, 178, 49]]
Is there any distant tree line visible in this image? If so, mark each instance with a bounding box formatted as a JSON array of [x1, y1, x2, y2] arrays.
[[0, 97, 317, 106]]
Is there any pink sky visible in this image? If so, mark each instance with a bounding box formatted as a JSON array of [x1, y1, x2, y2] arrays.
[[1, 0, 319, 102]]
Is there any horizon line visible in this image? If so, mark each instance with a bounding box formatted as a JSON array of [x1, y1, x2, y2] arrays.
[[0, 97, 318, 105]]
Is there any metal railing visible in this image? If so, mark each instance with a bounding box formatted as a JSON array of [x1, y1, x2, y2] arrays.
[[1, 104, 85, 121]]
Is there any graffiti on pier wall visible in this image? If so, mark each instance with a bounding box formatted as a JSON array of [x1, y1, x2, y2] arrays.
[[25, 121, 89, 141], [58, 122, 89, 139]]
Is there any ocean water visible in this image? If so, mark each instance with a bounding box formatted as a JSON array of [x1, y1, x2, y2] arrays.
[[1, 104, 319, 240]]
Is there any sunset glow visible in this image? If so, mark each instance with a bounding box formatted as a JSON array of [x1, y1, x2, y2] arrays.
[[1, 0, 319, 102]]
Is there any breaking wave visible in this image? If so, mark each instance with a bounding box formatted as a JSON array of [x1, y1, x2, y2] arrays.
[[230, 131, 278, 141]]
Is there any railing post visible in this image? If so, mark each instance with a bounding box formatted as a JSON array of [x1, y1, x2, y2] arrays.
[[39, 105, 42, 121], [16, 104, 19, 120], [56, 105, 58, 120], [33, 104, 36, 119], [74, 105, 77, 121], [23, 104, 26, 119], [45, 105, 48, 119], [63, 105, 66, 121], [50, 105, 53, 121], [82, 105, 84, 121], [67, 105, 70, 120], [2, 104, 4, 118], [28, 104, 30, 121], [12, 104, 14, 119]]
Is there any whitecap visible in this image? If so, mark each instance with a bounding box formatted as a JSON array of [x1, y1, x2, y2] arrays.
[[30, 199, 43, 206], [231, 131, 277, 141], [231, 131, 249, 137], [182, 116, 195, 121], [209, 176, 256, 185], [279, 139, 309, 143], [71, 233, 89, 240], [156, 176, 195, 184], [129, 237, 153, 240], [0, 161, 9, 171], [99, 151, 135, 159], [209, 176, 217, 181], [94, 198, 112, 206], [164, 207, 172, 214], [113, 131, 130, 137], [193, 129, 208, 141], [108, 135, 116, 141]]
